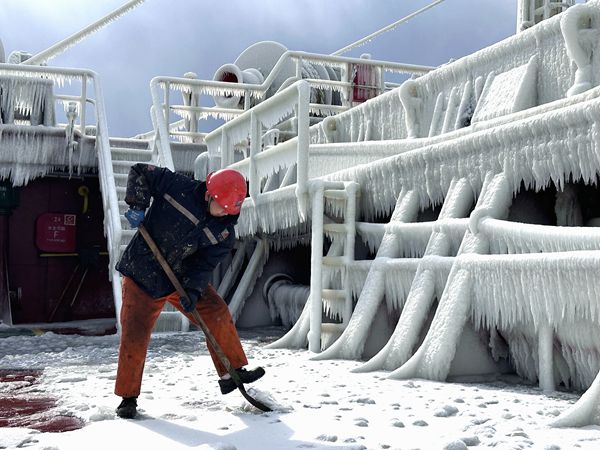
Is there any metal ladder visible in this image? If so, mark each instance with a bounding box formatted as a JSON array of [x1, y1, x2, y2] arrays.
[[308, 181, 359, 352]]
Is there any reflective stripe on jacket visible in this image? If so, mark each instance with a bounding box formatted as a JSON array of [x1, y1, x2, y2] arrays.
[[116, 163, 237, 301]]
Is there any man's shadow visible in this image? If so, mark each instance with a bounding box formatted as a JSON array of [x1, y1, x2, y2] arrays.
[[130, 411, 363, 449]]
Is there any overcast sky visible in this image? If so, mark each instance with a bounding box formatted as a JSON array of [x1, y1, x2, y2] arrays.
[[1, 0, 518, 137]]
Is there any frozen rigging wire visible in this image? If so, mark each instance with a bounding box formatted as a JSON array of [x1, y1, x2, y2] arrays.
[[23, 0, 146, 66], [331, 0, 445, 56]]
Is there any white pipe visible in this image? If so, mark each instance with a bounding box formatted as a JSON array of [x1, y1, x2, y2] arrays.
[[538, 322, 556, 392], [217, 242, 246, 299], [228, 239, 268, 322], [308, 181, 325, 353]]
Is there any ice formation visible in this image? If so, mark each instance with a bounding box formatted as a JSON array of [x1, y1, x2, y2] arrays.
[[6, 0, 600, 432], [264, 1, 600, 428]]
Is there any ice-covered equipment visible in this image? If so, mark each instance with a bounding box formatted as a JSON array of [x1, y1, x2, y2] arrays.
[[212, 40, 337, 110], [0, 38, 5, 63], [213, 64, 264, 108], [212, 41, 294, 109]]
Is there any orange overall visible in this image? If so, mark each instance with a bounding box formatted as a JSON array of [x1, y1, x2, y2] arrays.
[[114, 276, 248, 398]]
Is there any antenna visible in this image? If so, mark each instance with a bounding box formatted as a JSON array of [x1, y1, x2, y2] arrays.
[[331, 0, 445, 56], [22, 0, 146, 66]]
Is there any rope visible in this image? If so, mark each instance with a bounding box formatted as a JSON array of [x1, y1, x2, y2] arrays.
[[23, 0, 146, 66], [331, 0, 445, 56]]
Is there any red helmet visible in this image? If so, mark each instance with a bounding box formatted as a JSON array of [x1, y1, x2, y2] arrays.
[[206, 169, 247, 214]]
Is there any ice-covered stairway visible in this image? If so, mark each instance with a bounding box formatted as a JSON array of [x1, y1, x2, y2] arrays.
[[382, 173, 521, 382], [266, 180, 359, 351], [388, 172, 600, 391], [312, 177, 472, 362], [106, 137, 190, 333]]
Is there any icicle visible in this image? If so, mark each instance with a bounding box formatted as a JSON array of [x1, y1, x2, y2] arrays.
[[347, 261, 371, 299], [381, 259, 419, 312]]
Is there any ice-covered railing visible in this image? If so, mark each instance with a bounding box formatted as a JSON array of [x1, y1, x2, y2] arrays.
[[148, 52, 432, 145], [479, 218, 600, 253], [0, 64, 121, 283], [0, 64, 96, 135], [322, 82, 600, 221], [205, 80, 311, 218], [518, 0, 575, 32], [311, 2, 600, 147], [465, 251, 600, 335]]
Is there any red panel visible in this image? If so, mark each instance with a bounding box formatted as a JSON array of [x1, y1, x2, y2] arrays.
[[8, 176, 115, 324], [35, 213, 77, 253]]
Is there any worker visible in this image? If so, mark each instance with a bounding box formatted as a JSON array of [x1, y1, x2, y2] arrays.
[[114, 163, 265, 419]]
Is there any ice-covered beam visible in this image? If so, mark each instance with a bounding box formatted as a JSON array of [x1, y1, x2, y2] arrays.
[[228, 239, 268, 322], [387, 173, 508, 380], [551, 372, 600, 427], [353, 178, 473, 372]]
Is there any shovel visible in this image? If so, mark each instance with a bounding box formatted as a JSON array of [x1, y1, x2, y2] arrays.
[[138, 224, 271, 412]]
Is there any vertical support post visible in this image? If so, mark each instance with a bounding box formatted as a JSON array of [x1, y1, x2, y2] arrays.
[[377, 64, 384, 96], [517, 0, 533, 32], [80, 74, 87, 135], [308, 181, 325, 353], [220, 130, 230, 168], [295, 82, 310, 219], [538, 322, 556, 393], [152, 80, 174, 170], [341, 63, 351, 108], [0, 181, 18, 326], [543, 1, 550, 21], [249, 112, 260, 202], [183, 72, 199, 141], [163, 81, 170, 133], [343, 182, 357, 324], [244, 88, 251, 110], [0, 214, 10, 326], [295, 56, 303, 80]]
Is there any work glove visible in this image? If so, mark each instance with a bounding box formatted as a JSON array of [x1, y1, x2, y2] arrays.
[[124, 207, 145, 228], [180, 294, 198, 313]]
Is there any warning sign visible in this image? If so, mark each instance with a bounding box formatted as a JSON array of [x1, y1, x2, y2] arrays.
[[35, 213, 77, 253]]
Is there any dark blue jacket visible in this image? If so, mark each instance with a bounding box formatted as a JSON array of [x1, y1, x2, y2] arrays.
[[116, 164, 237, 301]]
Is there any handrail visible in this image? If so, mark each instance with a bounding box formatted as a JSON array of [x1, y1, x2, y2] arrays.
[[148, 103, 175, 170], [203, 80, 311, 217], [149, 50, 435, 145], [479, 217, 600, 253]]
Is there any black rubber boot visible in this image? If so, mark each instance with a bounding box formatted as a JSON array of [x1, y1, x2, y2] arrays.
[[218, 367, 266, 395], [116, 396, 138, 419]]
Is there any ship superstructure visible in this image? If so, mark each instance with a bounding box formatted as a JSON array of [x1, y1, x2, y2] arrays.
[[1, 0, 600, 427]]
